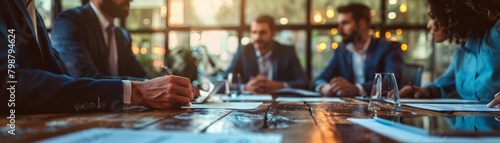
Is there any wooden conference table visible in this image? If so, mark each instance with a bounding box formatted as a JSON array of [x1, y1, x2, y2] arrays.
[[1, 97, 499, 143]]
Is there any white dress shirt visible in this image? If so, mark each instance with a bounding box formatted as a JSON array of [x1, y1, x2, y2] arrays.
[[346, 38, 371, 96], [90, 2, 132, 104], [90, 2, 119, 76], [255, 49, 273, 79]]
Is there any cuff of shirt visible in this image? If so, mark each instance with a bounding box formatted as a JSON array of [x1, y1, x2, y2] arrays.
[[283, 82, 289, 88], [355, 84, 367, 96], [122, 80, 132, 105], [315, 83, 328, 92]]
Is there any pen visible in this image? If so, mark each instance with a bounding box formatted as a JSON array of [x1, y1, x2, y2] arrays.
[[161, 65, 173, 75], [161, 65, 191, 106]]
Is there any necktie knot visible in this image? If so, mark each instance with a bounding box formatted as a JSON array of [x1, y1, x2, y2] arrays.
[[106, 23, 114, 33]]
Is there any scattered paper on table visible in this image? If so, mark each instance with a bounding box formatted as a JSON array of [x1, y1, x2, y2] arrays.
[[37, 128, 282, 143], [276, 97, 343, 102], [183, 102, 263, 109], [399, 99, 480, 103], [273, 88, 321, 96], [348, 118, 500, 143], [220, 95, 273, 101], [405, 104, 500, 111]]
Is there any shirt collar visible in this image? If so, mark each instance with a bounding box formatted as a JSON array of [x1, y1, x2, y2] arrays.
[[346, 37, 371, 54], [254, 43, 274, 59], [90, 2, 113, 31]]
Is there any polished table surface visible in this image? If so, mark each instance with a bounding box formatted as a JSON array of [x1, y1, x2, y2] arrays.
[[1, 97, 499, 143]]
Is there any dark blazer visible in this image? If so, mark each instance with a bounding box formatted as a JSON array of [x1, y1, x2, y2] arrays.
[[313, 37, 404, 93], [0, 0, 124, 114], [224, 41, 308, 89], [51, 4, 148, 80]]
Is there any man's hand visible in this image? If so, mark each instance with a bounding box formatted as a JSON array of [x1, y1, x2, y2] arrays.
[[487, 92, 500, 108], [328, 77, 359, 96], [191, 85, 200, 99], [130, 75, 195, 109], [399, 85, 430, 98], [319, 84, 335, 97], [244, 75, 284, 94]]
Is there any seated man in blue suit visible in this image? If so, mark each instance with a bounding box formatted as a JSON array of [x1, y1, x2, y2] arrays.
[[313, 4, 403, 96], [51, 0, 147, 80], [0, 0, 198, 114], [224, 15, 308, 94]]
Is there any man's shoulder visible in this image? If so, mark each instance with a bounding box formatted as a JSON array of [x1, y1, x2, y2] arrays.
[[273, 41, 295, 52], [55, 5, 90, 21], [371, 38, 402, 51]]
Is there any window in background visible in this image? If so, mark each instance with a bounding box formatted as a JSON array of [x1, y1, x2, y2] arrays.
[[384, 29, 433, 84], [433, 41, 458, 78], [131, 33, 166, 77], [62, 0, 82, 10], [36, 0, 53, 28], [382, 29, 430, 65], [241, 30, 308, 70], [386, 0, 428, 25], [169, 0, 240, 27], [127, 0, 166, 30], [168, 30, 238, 80], [310, 28, 378, 78], [311, 0, 381, 25], [245, 0, 306, 25], [311, 29, 339, 78]]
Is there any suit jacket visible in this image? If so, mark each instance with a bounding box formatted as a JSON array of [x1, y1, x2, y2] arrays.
[[0, 0, 124, 114], [224, 41, 308, 89], [313, 37, 404, 93], [51, 4, 148, 80]]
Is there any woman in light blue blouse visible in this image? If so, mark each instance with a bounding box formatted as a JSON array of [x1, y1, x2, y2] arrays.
[[399, 0, 500, 107]]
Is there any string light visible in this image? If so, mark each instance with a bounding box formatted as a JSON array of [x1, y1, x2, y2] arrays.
[[331, 42, 339, 50], [401, 44, 408, 51], [330, 28, 338, 35], [385, 32, 392, 39]]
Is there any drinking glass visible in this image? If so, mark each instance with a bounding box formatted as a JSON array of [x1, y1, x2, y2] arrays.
[[367, 73, 402, 113], [226, 72, 242, 97]]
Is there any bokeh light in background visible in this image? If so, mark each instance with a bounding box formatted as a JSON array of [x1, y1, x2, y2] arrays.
[[51, 0, 449, 84]]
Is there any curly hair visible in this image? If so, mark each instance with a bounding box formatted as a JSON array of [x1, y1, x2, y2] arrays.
[[464, 0, 500, 20], [428, 0, 500, 43]]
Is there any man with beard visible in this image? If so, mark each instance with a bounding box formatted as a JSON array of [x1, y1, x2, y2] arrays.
[[224, 15, 308, 94], [313, 3, 403, 97], [51, 0, 148, 80]]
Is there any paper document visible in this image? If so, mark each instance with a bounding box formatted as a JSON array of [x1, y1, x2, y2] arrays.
[[38, 128, 282, 143], [276, 97, 343, 102], [182, 102, 263, 109], [272, 88, 321, 96], [348, 118, 500, 143], [405, 104, 500, 111], [399, 99, 480, 103], [355, 97, 480, 104], [220, 95, 273, 101]]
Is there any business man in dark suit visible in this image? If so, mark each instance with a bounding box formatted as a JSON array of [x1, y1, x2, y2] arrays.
[[51, 0, 147, 80], [313, 4, 403, 96], [224, 15, 308, 94], [0, 0, 198, 114]]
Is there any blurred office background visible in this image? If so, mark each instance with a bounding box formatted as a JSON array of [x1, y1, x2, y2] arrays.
[[36, 0, 458, 86]]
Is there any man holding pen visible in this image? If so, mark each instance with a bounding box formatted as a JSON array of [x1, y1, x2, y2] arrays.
[[0, 0, 199, 114]]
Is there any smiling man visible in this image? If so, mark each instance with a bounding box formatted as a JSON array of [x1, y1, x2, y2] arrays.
[[224, 15, 308, 94]]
